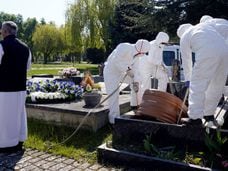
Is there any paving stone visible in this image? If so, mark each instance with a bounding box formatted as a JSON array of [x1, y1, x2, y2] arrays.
[[14, 165, 23, 170], [45, 155, 60, 161], [63, 158, 75, 165], [25, 148, 38, 155], [58, 165, 76, 171], [38, 153, 52, 159], [84, 168, 94, 171], [20, 165, 39, 170], [48, 163, 68, 170], [77, 162, 91, 169], [98, 168, 110, 171], [89, 164, 102, 170], [27, 156, 42, 163], [39, 161, 56, 169], [31, 151, 45, 157], [33, 159, 48, 167], [17, 156, 33, 164], [53, 156, 67, 163], [0, 148, 124, 171], [72, 161, 81, 167]]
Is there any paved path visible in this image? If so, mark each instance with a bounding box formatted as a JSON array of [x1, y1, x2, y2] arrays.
[[0, 148, 121, 171]]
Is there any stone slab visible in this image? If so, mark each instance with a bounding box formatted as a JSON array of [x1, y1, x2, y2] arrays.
[[26, 94, 131, 132], [112, 105, 228, 150]]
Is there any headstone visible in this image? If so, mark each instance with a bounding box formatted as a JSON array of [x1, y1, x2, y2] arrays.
[[32, 74, 54, 78]]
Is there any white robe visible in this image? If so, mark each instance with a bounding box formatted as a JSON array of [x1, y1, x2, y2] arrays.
[[0, 44, 31, 148]]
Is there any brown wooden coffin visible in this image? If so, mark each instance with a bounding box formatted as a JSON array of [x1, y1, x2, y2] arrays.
[[136, 89, 188, 124]]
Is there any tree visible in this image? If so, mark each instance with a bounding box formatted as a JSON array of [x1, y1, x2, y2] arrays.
[[86, 48, 105, 64], [32, 24, 65, 64], [65, 0, 85, 63], [95, 0, 116, 54], [184, 0, 228, 23], [65, 0, 116, 60], [0, 12, 24, 39], [22, 18, 38, 61], [110, 0, 156, 49]]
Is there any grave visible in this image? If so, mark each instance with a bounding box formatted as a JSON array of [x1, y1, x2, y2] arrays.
[[97, 102, 228, 170], [26, 94, 131, 132]]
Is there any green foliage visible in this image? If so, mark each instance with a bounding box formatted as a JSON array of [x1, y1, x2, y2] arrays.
[[66, 0, 116, 57], [204, 130, 228, 168], [25, 118, 112, 163], [0, 12, 24, 38], [143, 135, 159, 155], [85, 48, 105, 64], [32, 24, 65, 64], [205, 130, 227, 154], [22, 18, 38, 53], [143, 135, 179, 161], [110, 0, 156, 48], [183, 152, 204, 166]]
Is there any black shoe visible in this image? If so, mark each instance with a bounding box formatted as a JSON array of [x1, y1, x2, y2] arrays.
[[181, 118, 203, 127], [0, 142, 24, 153]]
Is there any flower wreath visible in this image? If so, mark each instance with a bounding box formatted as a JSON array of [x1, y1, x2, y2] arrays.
[[26, 79, 83, 103]]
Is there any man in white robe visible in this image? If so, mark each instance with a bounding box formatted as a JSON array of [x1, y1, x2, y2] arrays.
[[0, 21, 31, 151]]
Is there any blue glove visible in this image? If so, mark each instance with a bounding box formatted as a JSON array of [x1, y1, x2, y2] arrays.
[[185, 81, 190, 88]]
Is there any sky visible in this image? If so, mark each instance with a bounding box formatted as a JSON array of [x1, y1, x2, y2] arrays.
[[0, 0, 74, 26]]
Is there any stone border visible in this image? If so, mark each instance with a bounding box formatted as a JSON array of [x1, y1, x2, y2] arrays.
[[97, 143, 212, 171], [26, 94, 131, 132]]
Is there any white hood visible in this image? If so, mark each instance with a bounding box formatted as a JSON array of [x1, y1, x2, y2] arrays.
[[154, 32, 169, 45], [200, 15, 213, 23], [177, 23, 193, 38], [135, 39, 150, 54]]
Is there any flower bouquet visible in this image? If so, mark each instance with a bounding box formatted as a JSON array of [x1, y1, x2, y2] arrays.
[[58, 67, 80, 78]]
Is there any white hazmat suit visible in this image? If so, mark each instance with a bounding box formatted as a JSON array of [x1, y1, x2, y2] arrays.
[[177, 23, 228, 121], [200, 15, 228, 44], [104, 39, 150, 124], [138, 32, 169, 104]]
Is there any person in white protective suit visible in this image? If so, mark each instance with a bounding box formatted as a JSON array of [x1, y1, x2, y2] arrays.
[[200, 15, 228, 107], [137, 32, 170, 104], [200, 15, 228, 44], [177, 23, 228, 127], [104, 39, 150, 124]]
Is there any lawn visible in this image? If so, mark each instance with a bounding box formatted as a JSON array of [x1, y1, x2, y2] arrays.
[[25, 119, 112, 163], [27, 62, 99, 77]]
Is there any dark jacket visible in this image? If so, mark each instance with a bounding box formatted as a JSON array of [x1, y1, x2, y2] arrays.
[[0, 35, 30, 92]]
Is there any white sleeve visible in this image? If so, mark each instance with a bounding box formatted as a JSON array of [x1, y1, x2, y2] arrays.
[[27, 50, 32, 70], [0, 44, 4, 65], [115, 44, 132, 73], [180, 33, 192, 81]]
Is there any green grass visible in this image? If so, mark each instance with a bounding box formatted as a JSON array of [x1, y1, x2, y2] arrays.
[[28, 62, 99, 77], [25, 119, 112, 163]]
